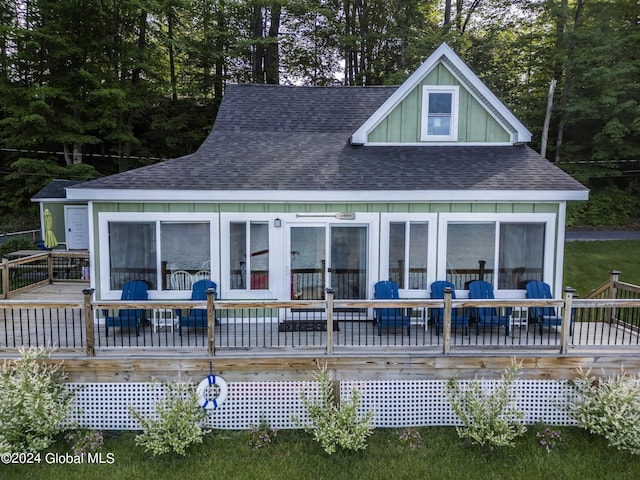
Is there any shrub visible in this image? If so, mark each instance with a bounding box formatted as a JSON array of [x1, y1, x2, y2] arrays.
[[567, 368, 640, 455], [399, 428, 423, 449], [129, 379, 210, 456], [298, 362, 374, 455], [247, 420, 278, 449], [0, 347, 74, 453], [65, 429, 104, 456], [445, 361, 526, 450], [0, 237, 37, 257], [536, 426, 563, 452]]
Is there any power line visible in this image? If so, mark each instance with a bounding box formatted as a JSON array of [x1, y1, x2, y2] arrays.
[[0, 147, 166, 161]]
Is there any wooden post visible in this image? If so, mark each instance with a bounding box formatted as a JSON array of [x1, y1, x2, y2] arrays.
[[83, 288, 95, 357], [1, 257, 8, 299], [47, 251, 54, 284], [326, 288, 334, 355], [207, 288, 216, 356], [560, 287, 575, 355], [443, 287, 453, 355], [478, 260, 486, 281], [609, 270, 621, 323]]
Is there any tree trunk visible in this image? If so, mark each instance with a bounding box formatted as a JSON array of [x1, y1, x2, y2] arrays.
[[555, 0, 584, 164], [251, 5, 264, 83], [264, 4, 281, 85], [444, 0, 452, 26], [168, 6, 177, 101], [541, 79, 557, 159]]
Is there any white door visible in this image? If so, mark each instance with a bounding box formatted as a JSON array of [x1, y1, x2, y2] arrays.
[[64, 206, 89, 250], [288, 223, 369, 320]]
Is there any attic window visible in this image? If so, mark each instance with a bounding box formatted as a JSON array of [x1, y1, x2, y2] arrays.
[[421, 86, 459, 141]]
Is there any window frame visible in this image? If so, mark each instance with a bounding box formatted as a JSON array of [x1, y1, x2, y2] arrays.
[[380, 213, 437, 298], [220, 213, 280, 300], [420, 85, 459, 142], [437, 213, 556, 296], [98, 212, 218, 299]]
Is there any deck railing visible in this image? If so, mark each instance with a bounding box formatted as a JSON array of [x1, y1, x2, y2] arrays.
[[1, 271, 640, 356], [0, 251, 90, 298]]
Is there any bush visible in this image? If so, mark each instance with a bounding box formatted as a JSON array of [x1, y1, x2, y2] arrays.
[[567, 183, 640, 227], [445, 361, 526, 450], [0, 347, 74, 453], [247, 420, 278, 449], [129, 379, 210, 456], [0, 237, 38, 257], [298, 362, 374, 455], [567, 368, 640, 455]]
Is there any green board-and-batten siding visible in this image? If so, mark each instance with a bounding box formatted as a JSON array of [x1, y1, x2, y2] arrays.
[[91, 201, 560, 298], [368, 64, 511, 143]]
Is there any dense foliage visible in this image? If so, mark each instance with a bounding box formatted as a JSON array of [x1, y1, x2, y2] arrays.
[[1, 1, 638, 229], [568, 368, 640, 455], [0, 347, 75, 453], [297, 362, 374, 454], [445, 361, 527, 449], [129, 380, 210, 456]]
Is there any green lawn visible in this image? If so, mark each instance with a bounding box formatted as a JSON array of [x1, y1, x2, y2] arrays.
[[4, 427, 640, 480], [563, 240, 640, 298]]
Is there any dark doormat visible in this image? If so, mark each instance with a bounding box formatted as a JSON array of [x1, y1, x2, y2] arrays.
[[278, 320, 340, 332]]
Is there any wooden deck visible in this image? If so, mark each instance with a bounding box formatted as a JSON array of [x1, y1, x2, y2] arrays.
[[2, 281, 640, 384]]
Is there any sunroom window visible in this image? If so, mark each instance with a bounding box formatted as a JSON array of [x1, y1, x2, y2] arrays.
[[388, 222, 429, 289], [161, 222, 210, 290], [230, 221, 269, 290], [108, 222, 157, 290], [445, 221, 546, 290], [421, 86, 459, 141]]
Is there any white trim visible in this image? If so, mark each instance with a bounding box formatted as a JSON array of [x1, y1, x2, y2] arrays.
[[283, 213, 379, 303], [350, 42, 532, 145], [359, 141, 515, 147], [555, 202, 567, 299], [437, 212, 557, 292], [97, 212, 219, 300], [69, 188, 589, 203], [219, 213, 282, 300], [379, 213, 438, 298], [420, 85, 459, 142]]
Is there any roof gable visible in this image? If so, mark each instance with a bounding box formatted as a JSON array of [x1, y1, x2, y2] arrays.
[[351, 43, 532, 146]]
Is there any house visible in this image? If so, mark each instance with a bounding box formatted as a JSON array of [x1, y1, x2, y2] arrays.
[[63, 43, 588, 303], [31, 179, 90, 250]]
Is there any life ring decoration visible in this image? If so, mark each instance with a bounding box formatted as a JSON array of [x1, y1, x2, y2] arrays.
[[196, 374, 228, 409]]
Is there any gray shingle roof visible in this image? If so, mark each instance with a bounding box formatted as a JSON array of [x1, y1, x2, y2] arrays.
[[69, 84, 587, 194], [32, 179, 83, 199]]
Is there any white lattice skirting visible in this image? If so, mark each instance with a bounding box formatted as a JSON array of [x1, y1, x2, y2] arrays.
[[66, 379, 577, 431]]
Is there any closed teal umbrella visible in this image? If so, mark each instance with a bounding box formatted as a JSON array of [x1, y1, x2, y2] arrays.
[[44, 209, 58, 249]]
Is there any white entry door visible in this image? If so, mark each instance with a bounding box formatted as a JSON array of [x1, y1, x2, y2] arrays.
[[289, 224, 368, 301], [64, 206, 89, 250]]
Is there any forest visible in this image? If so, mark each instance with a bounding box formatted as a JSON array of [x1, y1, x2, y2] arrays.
[[0, 0, 639, 230]]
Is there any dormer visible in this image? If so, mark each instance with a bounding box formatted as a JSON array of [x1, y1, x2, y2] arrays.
[[351, 43, 532, 146]]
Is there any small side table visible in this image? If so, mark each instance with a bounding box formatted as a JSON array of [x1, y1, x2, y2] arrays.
[[153, 308, 177, 333], [509, 306, 529, 332]]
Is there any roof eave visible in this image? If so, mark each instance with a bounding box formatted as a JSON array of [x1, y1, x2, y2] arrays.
[[67, 188, 589, 203]]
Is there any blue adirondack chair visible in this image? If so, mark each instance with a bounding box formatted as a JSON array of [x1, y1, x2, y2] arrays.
[[373, 280, 411, 336], [104, 280, 148, 336], [430, 281, 471, 335], [178, 279, 217, 336], [468, 280, 510, 335], [525, 280, 573, 336]]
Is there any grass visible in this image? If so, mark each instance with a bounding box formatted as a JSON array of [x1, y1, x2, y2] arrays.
[[4, 427, 640, 480], [563, 240, 640, 298]]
